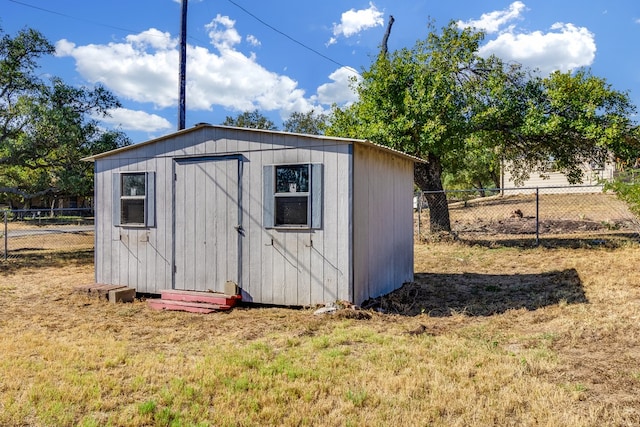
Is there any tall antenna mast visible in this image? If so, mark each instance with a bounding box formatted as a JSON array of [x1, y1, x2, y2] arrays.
[[178, 0, 188, 130]]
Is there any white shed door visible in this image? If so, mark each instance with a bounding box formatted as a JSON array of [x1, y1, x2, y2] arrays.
[[173, 158, 240, 292]]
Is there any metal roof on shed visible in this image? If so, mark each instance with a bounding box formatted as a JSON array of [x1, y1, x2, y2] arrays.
[[83, 123, 425, 164]]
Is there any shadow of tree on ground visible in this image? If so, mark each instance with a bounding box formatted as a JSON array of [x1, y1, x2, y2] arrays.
[[455, 234, 639, 249], [363, 269, 586, 317], [0, 249, 94, 274]]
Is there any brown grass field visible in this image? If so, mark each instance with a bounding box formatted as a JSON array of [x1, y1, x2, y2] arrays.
[[1, 239, 640, 426]]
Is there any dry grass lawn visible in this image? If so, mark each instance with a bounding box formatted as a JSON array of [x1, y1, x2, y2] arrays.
[[1, 243, 640, 426]]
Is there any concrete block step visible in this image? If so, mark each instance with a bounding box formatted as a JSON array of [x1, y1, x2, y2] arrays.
[[74, 283, 128, 299]]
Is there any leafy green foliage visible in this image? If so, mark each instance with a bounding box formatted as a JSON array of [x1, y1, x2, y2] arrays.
[[326, 21, 514, 231], [326, 20, 638, 232], [0, 27, 130, 207], [604, 174, 640, 216], [501, 70, 638, 185], [283, 110, 327, 135], [0, 27, 55, 146], [222, 109, 277, 130], [443, 135, 501, 190]]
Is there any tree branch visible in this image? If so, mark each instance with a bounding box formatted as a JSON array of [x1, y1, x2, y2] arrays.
[[0, 187, 57, 199], [380, 15, 395, 57]]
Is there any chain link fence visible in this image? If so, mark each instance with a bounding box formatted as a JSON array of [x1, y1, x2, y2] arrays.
[[415, 185, 640, 247], [3, 187, 639, 260], [1, 208, 94, 261]]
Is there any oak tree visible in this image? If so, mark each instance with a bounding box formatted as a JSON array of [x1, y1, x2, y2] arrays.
[[283, 110, 327, 135], [326, 20, 637, 232], [0, 27, 129, 208], [222, 109, 277, 130]]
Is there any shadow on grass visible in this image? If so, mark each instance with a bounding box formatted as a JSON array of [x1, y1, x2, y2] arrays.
[[448, 195, 535, 209], [0, 249, 94, 274], [456, 233, 640, 249], [363, 269, 587, 317]]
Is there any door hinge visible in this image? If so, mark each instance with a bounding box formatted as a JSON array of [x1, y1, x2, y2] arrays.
[[173, 265, 177, 273]]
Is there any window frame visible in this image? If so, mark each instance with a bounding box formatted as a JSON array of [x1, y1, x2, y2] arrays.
[[113, 171, 155, 228], [263, 163, 322, 230], [274, 164, 311, 227]]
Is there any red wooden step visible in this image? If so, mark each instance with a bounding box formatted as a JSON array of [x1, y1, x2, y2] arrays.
[[147, 299, 231, 314], [160, 289, 240, 307]]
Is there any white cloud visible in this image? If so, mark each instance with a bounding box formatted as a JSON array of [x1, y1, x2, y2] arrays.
[[328, 2, 384, 46], [96, 108, 172, 132], [56, 35, 178, 108], [457, 1, 526, 34], [126, 28, 176, 51], [479, 22, 596, 74], [246, 34, 261, 47], [55, 15, 344, 120], [315, 67, 360, 106], [457, 3, 596, 74], [205, 14, 242, 51], [54, 39, 75, 56]]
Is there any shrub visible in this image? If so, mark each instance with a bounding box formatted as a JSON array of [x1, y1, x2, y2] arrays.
[[605, 176, 640, 216]]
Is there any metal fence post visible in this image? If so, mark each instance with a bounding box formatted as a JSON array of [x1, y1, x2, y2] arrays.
[[417, 192, 422, 240], [535, 188, 540, 246], [3, 211, 7, 261]]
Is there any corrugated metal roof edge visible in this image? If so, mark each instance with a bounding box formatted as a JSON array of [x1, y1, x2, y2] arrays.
[[82, 123, 426, 163]]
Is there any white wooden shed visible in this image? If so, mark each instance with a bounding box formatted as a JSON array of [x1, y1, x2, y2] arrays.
[[86, 124, 420, 306]]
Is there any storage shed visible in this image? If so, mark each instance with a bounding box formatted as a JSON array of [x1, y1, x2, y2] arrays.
[[86, 124, 420, 306]]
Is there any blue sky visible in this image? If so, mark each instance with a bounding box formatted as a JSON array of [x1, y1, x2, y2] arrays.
[[3, 0, 640, 143]]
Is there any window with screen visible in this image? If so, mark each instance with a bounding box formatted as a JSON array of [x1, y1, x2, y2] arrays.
[[113, 172, 155, 227], [121, 173, 146, 224], [275, 165, 310, 226], [263, 163, 322, 229]]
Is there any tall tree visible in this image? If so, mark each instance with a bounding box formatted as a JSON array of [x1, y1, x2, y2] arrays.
[[327, 21, 637, 232], [1, 27, 55, 147], [283, 110, 327, 135], [222, 109, 277, 130], [0, 27, 129, 208], [499, 70, 637, 185], [326, 22, 505, 231]]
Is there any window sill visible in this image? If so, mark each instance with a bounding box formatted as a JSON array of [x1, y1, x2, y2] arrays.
[[117, 224, 150, 229], [269, 225, 314, 231]]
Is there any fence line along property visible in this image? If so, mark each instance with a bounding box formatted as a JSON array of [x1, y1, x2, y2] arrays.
[[2, 186, 639, 260], [1, 208, 94, 261], [415, 185, 640, 246]]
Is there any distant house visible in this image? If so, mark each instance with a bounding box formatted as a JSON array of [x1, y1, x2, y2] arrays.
[[84, 124, 421, 306], [501, 160, 616, 194]]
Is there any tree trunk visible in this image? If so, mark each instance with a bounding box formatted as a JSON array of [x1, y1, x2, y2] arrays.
[[475, 181, 486, 197], [490, 169, 501, 190], [381, 15, 395, 56], [415, 154, 451, 233]]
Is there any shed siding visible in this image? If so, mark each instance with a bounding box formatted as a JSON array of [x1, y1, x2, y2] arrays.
[[95, 157, 174, 293], [352, 144, 414, 305], [94, 127, 351, 305]]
